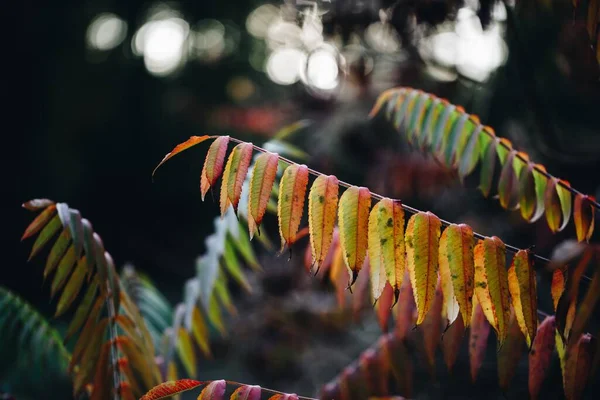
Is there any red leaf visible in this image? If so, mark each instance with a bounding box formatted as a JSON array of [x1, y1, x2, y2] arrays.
[[359, 348, 388, 396], [442, 313, 465, 373], [529, 316, 556, 400], [394, 272, 416, 340], [230, 385, 261, 400], [376, 281, 394, 332], [198, 380, 227, 400], [140, 379, 202, 400], [469, 299, 491, 382]]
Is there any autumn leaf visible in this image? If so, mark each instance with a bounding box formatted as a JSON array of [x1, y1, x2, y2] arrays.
[[278, 164, 309, 250], [381, 333, 413, 397], [176, 328, 197, 378], [405, 211, 441, 325], [338, 186, 371, 286], [469, 297, 491, 382], [441, 313, 465, 373], [308, 175, 339, 273], [439, 223, 475, 328], [368, 198, 405, 301], [230, 385, 262, 400], [153, 135, 212, 177], [551, 268, 565, 312], [393, 272, 416, 340], [421, 282, 443, 375], [247, 151, 279, 238], [359, 348, 388, 396], [498, 150, 525, 210], [545, 178, 572, 233], [529, 316, 556, 400], [518, 163, 539, 221], [478, 136, 500, 198], [21, 203, 57, 240], [497, 311, 526, 391], [563, 334, 593, 400], [140, 380, 202, 400], [568, 259, 600, 348], [22, 198, 55, 211], [474, 236, 511, 346], [376, 282, 394, 332], [507, 249, 538, 347], [573, 194, 595, 242], [267, 393, 299, 400], [201, 135, 230, 201], [225, 143, 254, 213]]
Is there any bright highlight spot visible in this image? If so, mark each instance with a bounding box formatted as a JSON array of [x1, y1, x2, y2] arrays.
[[134, 17, 189, 77], [246, 4, 280, 38], [304, 47, 339, 90], [266, 47, 306, 85], [86, 13, 128, 51]]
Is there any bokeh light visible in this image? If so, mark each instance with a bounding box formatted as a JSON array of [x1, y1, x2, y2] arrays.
[[86, 13, 128, 51], [266, 47, 307, 85]]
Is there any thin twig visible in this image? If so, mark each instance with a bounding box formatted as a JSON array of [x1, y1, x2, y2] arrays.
[[222, 380, 317, 400], [228, 136, 592, 283]]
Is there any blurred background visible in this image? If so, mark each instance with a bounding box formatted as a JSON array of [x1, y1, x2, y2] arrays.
[[5, 0, 600, 398]]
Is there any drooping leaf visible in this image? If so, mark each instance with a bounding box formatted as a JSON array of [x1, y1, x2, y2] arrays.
[[21, 203, 57, 240], [478, 136, 499, 198], [497, 311, 526, 391], [518, 163, 537, 221], [359, 347, 388, 397], [574, 194, 595, 242], [528, 316, 556, 400], [507, 249, 538, 347], [551, 268, 565, 312], [192, 307, 211, 357], [563, 333, 593, 400], [441, 313, 465, 373], [44, 229, 71, 278], [457, 124, 482, 181], [50, 244, 77, 297], [439, 223, 474, 328], [545, 178, 573, 233], [223, 240, 251, 293], [405, 211, 441, 325], [277, 164, 309, 250], [89, 340, 112, 400], [153, 135, 211, 177], [469, 297, 491, 382], [230, 385, 262, 400], [368, 198, 405, 301], [568, 260, 600, 347], [393, 271, 416, 340], [201, 136, 230, 200], [376, 282, 394, 332], [474, 236, 511, 345], [198, 380, 227, 400], [224, 142, 254, 213], [421, 282, 443, 375], [338, 186, 371, 286], [27, 214, 62, 260], [308, 175, 339, 273], [267, 393, 299, 400], [498, 150, 523, 210], [330, 239, 347, 308], [248, 151, 279, 238], [64, 279, 99, 341], [382, 333, 413, 397], [140, 379, 203, 400], [55, 256, 88, 317], [69, 300, 105, 369]]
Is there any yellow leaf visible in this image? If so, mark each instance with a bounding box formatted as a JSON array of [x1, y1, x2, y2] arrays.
[[153, 135, 211, 177], [474, 236, 511, 346], [368, 198, 405, 302], [176, 328, 197, 377], [405, 211, 442, 325], [277, 164, 309, 250], [308, 175, 339, 273], [439, 223, 475, 328], [507, 249, 538, 348], [338, 186, 371, 287]]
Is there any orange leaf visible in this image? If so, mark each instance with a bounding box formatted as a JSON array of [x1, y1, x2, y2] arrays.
[[267, 394, 299, 400], [225, 142, 254, 213], [469, 298, 491, 382], [277, 164, 309, 250], [573, 194, 595, 242], [153, 135, 212, 177], [474, 236, 511, 346], [200, 136, 230, 201], [140, 380, 203, 400], [405, 211, 442, 325], [308, 175, 339, 272], [551, 268, 565, 312], [507, 249, 538, 347], [248, 151, 279, 238], [528, 316, 556, 400]]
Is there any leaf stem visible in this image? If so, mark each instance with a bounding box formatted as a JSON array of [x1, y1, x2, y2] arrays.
[[221, 380, 317, 400]]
